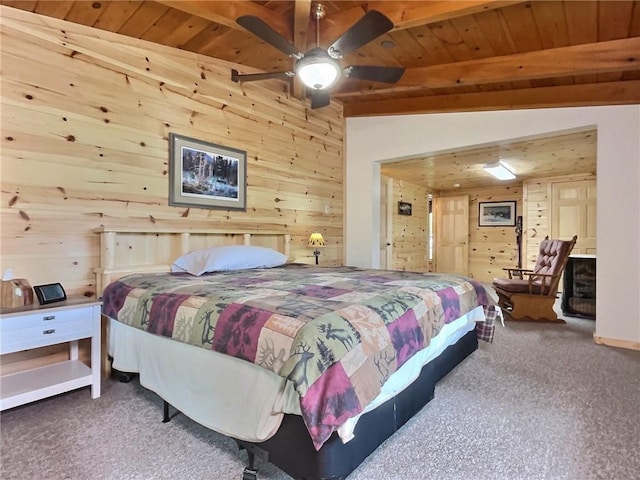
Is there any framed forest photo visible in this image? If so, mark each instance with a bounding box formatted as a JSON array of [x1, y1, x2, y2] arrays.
[[169, 133, 246, 211], [478, 201, 516, 227]]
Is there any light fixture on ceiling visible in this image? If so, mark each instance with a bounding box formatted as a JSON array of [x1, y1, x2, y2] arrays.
[[483, 160, 516, 180], [295, 48, 341, 90], [295, 3, 340, 91]]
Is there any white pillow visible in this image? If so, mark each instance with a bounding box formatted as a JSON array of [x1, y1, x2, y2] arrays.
[[171, 245, 287, 276]]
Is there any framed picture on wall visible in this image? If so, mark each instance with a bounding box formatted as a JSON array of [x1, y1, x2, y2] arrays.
[[398, 201, 412, 216], [169, 133, 247, 210], [478, 201, 516, 227]]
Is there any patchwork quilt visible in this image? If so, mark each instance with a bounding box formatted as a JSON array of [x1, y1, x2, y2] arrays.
[[102, 264, 494, 450]]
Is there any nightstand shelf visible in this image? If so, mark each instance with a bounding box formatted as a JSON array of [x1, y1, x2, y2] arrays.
[[0, 298, 102, 411]]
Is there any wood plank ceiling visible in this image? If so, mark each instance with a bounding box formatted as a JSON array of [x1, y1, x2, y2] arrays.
[[2, 0, 639, 118], [380, 128, 597, 192]]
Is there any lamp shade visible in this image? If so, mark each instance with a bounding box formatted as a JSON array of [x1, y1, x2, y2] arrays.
[[308, 232, 325, 247], [483, 161, 516, 180], [296, 48, 341, 90]]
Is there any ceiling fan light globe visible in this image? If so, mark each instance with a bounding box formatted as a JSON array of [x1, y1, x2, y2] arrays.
[[295, 49, 341, 90]]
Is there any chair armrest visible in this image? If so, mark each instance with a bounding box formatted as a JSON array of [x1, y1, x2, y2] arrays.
[[502, 267, 533, 279], [522, 272, 559, 294]]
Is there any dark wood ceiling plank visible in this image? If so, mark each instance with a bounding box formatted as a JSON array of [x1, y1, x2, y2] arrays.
[[428, 20, 477, 61], [64, 1, 105, 26], [530, 1, 570, 49], [34, 1, 74, 19], [405, 24, 456, 65], [564, 1, 598, 45], [630, 1, 640, 35], [157, 14, 212, 48], [2, 1, 36, 11], [140, 7, 192, 44], [342, 79, 640, 117], [598, 0, 634, 40], [317, 1, 524, 45], [180, 21, 229, 54], [156, 0, 292, 40], [92, 1, 143, 33], [490, 2, 541, 52], [367, 0, 524, 30], [473, 8, 517, 53], [380, 29, 431, 68], [449, 14, 498, 60], [394, 37, 640, 89], [117, 2, 170, 38]]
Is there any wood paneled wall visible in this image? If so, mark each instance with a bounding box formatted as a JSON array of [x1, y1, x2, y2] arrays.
[[391, 179, 429, 272], [522, 173, 596, 268], [440, 184, 523, 282], [0, 7, 344, 297]]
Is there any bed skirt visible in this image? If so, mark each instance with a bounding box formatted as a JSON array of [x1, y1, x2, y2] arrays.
[[236, 327, 479, 480]]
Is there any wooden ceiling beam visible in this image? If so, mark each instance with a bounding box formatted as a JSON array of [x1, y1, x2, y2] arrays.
[[334, 37, 640, 97], [292, 0, 311, 99], [368, 0, 525, 29], [399, 37, 640, 88], [156, 1, 292, 40], [342, 80, 640, 117], [318, 1, 523, 44]]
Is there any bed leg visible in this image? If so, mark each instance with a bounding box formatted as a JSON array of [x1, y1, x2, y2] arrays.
[[236, 442, 259, 480], [162, 401, 171, 423], [242, 449, 258, 480]]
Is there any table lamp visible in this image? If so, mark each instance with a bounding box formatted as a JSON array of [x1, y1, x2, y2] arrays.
[[308, 232, 325, 265]]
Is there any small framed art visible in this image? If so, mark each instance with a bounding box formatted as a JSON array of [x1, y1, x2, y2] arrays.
[[478, 201, 516, 227]]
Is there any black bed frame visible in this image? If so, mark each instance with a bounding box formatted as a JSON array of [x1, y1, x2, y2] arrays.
[[143, 328, 478, 480]]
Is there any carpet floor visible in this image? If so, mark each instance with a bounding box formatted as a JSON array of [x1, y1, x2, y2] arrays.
[[1, 311, 639, 480]]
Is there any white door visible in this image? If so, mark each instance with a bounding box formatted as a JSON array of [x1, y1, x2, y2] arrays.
[[552, 179, 597, 254], [434, 195, 469, 275], [379, 176, 393, 269]]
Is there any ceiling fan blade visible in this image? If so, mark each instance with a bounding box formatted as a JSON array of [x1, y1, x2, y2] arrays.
[[236, 16, 303, 59], [231, 69, 293, 83], [310, 92, 331, 109], [328, 10, 394, 59], [343, 65, 405, 84]]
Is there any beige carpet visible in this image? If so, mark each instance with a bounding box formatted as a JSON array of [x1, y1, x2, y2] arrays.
[[1, 312, 639, 480]]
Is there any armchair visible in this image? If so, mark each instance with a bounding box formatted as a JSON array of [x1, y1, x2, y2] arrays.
[[492, 235, 577, 322]]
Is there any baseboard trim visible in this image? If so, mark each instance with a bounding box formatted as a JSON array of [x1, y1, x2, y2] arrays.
[[593, 334, 640, 351]]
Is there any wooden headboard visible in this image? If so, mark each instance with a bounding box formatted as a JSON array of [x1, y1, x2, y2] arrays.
[[93, 227, 291, 296]]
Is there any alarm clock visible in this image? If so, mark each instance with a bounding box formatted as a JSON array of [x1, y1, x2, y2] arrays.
[[33, 283, 67, 305]]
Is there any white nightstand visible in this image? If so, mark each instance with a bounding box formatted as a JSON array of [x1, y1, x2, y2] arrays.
[[0, 298, 102, 410]]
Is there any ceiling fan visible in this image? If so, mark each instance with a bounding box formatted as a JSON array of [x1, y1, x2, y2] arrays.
[[231, 4, 405, 109]]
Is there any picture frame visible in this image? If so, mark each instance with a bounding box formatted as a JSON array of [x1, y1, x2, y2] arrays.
[[398, 201, 412, 216], [478, 201, 516, 227], [169, 133, 246, 211]]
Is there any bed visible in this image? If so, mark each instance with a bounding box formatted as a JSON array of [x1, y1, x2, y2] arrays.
[[95, 228, 496, 480]]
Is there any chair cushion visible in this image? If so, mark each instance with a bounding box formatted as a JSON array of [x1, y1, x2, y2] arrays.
[[492, 277, 548, 295], [533, 238, 574, 276]]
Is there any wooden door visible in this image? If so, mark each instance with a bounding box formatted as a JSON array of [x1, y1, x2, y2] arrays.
[[434, 195, 469, 275], [551, 180, 596, 254], [379, 176, 393, 269]]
